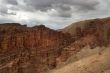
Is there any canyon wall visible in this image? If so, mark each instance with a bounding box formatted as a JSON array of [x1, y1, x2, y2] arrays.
[[0, 17, 110, 73], [0, 23, 73, 73]]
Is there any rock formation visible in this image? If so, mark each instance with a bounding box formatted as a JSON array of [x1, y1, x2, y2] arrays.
[[49, 17, 110, 73], [57, 17, 110, 66], [0, 17, 110, 73], [0, 23, 73, 73]]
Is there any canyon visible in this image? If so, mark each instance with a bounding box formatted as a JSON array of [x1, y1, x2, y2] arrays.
[[0, 23, 73, 73], [0, 17, 110, 73]]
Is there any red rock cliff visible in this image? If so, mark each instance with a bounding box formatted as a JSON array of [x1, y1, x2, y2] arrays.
[[0, 23, 73, 73]]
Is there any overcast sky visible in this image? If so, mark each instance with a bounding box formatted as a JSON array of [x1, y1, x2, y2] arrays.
[[0, 0, 110, 29]]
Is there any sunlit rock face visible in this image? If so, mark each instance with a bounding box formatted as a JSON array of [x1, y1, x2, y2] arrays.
[[0, 23, 73, 73]]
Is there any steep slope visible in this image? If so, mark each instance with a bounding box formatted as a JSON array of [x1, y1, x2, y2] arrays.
[[63, 17, 110, 46], [61, 17, 110, 55], [0, 23, 73, 73], [63, 17, 110, 35], [51, 17, 110, 73], [65, 46, 105, 64], [50, 46, 110, 73]]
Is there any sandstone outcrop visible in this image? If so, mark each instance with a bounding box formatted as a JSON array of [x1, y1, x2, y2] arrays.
[[1, 17, 110, 73], [0, 23, 73, 73]]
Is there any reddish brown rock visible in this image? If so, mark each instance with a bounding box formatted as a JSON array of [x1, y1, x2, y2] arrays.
[[57, 17, 110, 65], [63, 17, 110, 47], [1, 17, 110, 73], [0, 23, 73, 73]]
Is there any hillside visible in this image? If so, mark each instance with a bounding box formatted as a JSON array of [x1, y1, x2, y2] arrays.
[[50, 46, 110, 73], [49, 17, 110, 73], [63, 17, 110, 35]]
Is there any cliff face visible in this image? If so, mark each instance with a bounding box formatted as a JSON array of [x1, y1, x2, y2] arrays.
[[0, 23, 72, 73], [57, 17, 110, 65], [1, 17, 110, 73]]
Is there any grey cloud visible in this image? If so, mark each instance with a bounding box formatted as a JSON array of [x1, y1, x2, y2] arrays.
[[4, 0, 18, 5], [24, 0, 53, 11], [72, 0, 98, 10], [0, 17, 15, 23], [23, 0, 98, 11], [22, 0, 99, 18], [1, 0, 99, 17], [0, 6, 16, 15], [0, 0, 110, 29], [0, 0, 17, 15], [0, 5, 8, 15], [52, 4, 72, 18]]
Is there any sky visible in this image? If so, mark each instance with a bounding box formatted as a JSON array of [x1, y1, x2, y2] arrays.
[[0, 0, 110, 29]]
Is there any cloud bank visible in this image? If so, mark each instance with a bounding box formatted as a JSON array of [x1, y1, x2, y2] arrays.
[[0, 0, 110, 29]]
